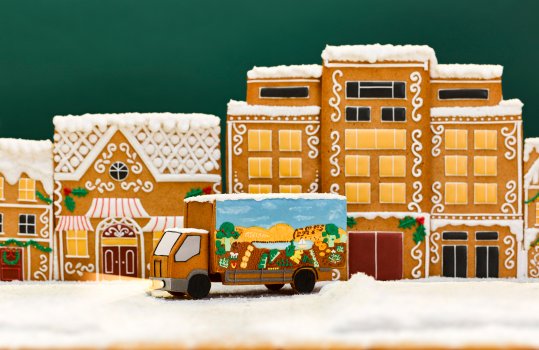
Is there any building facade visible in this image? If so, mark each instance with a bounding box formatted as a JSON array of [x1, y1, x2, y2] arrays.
[[0, 139, 54, 281], [52, 113, 221, 280]]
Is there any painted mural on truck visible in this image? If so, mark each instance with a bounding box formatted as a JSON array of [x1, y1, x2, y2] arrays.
[[213, 198, 347, 278]]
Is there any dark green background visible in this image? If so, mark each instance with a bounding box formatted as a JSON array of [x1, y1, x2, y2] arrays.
[[1, 0, 538, 182]]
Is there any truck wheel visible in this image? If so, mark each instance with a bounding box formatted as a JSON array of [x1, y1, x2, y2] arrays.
[[292, 269, 316, 294], [187, 274, 211, 299], [265, 283, 284, 291]]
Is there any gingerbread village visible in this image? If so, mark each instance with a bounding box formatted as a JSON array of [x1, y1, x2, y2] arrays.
[[0, 43, 537, 282]]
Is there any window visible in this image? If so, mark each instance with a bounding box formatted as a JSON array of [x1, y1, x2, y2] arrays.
[[345, 129, 406, 150], [445, 129, 468, 150], [438, 89, 489, 100], [0, 213, 3, 233], [19, 214, 36, 234], [248, 184, 272, 194], [278, 130, 301, 152], [259, 86, 309, 98], [18, 178, 36, 201], [345, 183, 371, 204], [474, 183, 497, 204], [346, 81, 406, 99], [66, 230, 89, 257], [174, 236, 201, 262], [379, 156, 406, 177], [345, 107, 371, 122], [109, 162, 129, 181], [445, 156, 468, 176], [154, 231, 182, 256], [0, 177, 4, 200], [381, 107, 406, 122], [445, 183, 467, 205], [248, 130, 272, 152], [379, 183, 406, 204], [279, 185, 301, 193], [279, 158, 302, 178], [476, 231, 498, 240], [476, 246, 499, 278], [442, 232, 468, 240], [474, 130, 497, 150], [345, 155, 370, 177], [474, 156, 497, 176], [248, 158, 272, 178], [443, 245, 467, 278]]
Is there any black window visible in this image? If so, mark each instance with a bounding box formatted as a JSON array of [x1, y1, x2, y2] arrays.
[[0, 213, 3, 233], [259, 87, 309, 98], [438, 89, 489, 100], [476, 231, 498, 241], [442, 231, 468, 240], [345, 107, 371, 122], [476, 246, 499, 278], [19, 214, 36, 234], [346, 81, 406, 99], [381, 107, 406, 122], [443, 245, 467, 278], [110, 162, 129, 181]]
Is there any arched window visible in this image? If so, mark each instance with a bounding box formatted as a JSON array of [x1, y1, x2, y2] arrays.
[[109, 162, 129, 181]]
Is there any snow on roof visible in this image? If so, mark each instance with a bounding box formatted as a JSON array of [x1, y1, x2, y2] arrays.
[[431, 64, 503, 80], [524, 138, 539, 162], [0, 139, 53, 195], [53, 113, 220, 133], [227, 100, 320, 117], [184, 193, 346, 203], [247, 64, 322, 79], [321, 44, 437, 65], [430, 99, 523, 117]]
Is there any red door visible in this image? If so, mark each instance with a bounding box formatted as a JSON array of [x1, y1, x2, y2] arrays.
[[103, 246, 120, 275], [0, 248, 23, 281], [102, 246, 138, 278], [349, 232, 403, 281]]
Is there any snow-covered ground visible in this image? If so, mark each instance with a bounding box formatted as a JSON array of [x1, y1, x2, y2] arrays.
[[1, 274, 539, 348]]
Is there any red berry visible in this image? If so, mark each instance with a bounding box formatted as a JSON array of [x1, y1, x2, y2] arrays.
[[202, 186, 212, 195], [416, 217, 425, 225], [63, 188, 72, 196]]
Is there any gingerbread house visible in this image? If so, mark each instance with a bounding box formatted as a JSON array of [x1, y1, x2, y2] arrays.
[[0, 139, 54, 281], [523, 138, 539, 277], [52, 113, 221, 280]]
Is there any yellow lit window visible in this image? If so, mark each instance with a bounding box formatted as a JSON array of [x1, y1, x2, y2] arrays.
[[445, 129, 468, 150], [153, 231, 165, 250], [474, 130, 497, 150], [18, 178, 36, 201], [379, 183, 406, 204], [345, 155, 370, 177], [379, 156, 406, 177], [248, 184, 272, 194], [279, 158, 302, 178], [445, 156, 468, 176], [279, 185, 302, 193], [474, 156, 497, 176], [248, 157, 272, 178], [279, 130, 302, 152], [474, 183, 497, 204], [0, 177, 4, 200], [66, 230, 88, 257], [248, 130, 272, 152], [345, 183, 371, 204], [445, 182, 468, 205], [345, 129, 406, 150]]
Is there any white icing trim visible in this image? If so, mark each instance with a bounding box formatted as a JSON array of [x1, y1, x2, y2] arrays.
[[329, 131, 341, 177], [429, 231, 441, 264], [430, 219, 523, 239], [184, 193, 346, 203], [329, 70, 343, 122], [409, 72, 423, 122], [430, 99, 523, 117], [411, 241, 423, 278], [247, 64, 322, 79], [431, 64, 503, 79], [227, 100, 320, 117], [410, 129, 423, 177], [348, 211, 431, 232], [305, 124, 320, 159], [501, 123, 518, 160], [321, 44, 437, 67], [430, 125, 444, 157]]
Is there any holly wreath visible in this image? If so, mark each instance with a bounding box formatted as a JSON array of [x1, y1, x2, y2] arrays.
[[2, 249, 20, 266]]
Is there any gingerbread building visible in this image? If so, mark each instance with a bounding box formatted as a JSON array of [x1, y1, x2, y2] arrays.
[[0, 139, 54, 281], [523, 138, 539, 277], [52, 113, 221, 280]]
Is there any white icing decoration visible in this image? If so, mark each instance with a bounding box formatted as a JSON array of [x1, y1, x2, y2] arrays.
[[85, 178, 115, 193], [329, 70, 343, 122], [408, 181, 423, 213], [410, 241, 423, 278], [431, 181, 444, 213], [39, 208, 50, 239], [33, 254, 50, 281], [232, 171, 244, 193], [501, 123, 518, 160], [247, 64, 322, 79], [232, 123, 247, 156], [430, 125, 444, 157], [501, 180, 517, 214], [329, 131, 341, 177], [64, 262, 95, 277], [308, 171, 319, 193], [429, 232, 441, 264], [227, 100, 320, 117], [329, 183, 340, 194], [431, 64, 503, 80], [529, 246, 539, 278], [321, 44, 436, 67], [504, 235, 516, 270], [431, 99, 523, 117], [411, 129, 423, 177], [212, 181, 221, 194], [185, 193, 346, 203], [410, 72, 423, 122], [305, 124, 320, 159], [120, 179, 154, 193], [54, 180, 63, 217]]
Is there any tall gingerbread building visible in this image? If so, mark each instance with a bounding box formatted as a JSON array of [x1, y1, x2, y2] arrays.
[[52, 113, 221, 280], [227, 44, 526, 280]]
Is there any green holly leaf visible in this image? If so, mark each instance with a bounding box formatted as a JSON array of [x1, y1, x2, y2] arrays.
[[347, 216, 357, 229], [185, 188, 204, 199], [398, 216, 416, 229], [35, 191, 53, 204], [72, 187, 89, 197], [64, 196, 76, 213], [413, 225, 427, 244]]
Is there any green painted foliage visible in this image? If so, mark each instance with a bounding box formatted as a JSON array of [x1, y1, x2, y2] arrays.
[[285, 240, 295, 258], [398, 216, 416, 229], [217, 222, 239, 239], [347, 216, 357, 229], [185, 188, 204, 199], [72, 187, 89, 197], [64, 196, 76, 212]]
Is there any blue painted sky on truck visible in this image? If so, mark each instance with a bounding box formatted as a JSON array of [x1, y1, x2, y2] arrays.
[[215, 198, 346, 230]]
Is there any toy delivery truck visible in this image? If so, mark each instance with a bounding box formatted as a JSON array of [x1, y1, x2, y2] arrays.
[[150, 193, 348, 299]]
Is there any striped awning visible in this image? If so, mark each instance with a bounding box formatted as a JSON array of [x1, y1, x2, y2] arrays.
[[85, 198, 150, 219], [142, 216, 184, 232], [56, 216, 94, 232]]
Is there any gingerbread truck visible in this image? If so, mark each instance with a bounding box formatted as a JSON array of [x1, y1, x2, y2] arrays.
[[149, 193, 348, 299]]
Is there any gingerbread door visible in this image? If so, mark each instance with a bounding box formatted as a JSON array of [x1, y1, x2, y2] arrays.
[[102, 246, 138, 278], [476, 246, 499, 278], [0, 248, 23, 281], [348, 232, 403, 281], [442, 245, 467, 278]]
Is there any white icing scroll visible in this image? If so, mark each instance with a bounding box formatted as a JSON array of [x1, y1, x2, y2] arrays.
[[407, 181, 423, 213], [411, 129, 423, 177], [329, 70, 343, 122], [305, 124, 320, 159], [429, 232, 441, 264], [501, 180, 517, 214], [431, 181, 444, 213], [501, 124, 518, 160], [232, 124, 247, 156], [504, 235, 516, 270], [411, 241, 423, 278], [329, 131, 341, 177], [431, 125, 444, 157], [410, 72, 423, 122]]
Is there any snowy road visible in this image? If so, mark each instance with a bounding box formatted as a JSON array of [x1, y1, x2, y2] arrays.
[[1, 274, 539, 348]]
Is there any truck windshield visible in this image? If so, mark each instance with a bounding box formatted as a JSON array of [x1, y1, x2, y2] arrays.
[[154, 231, 182, 256]]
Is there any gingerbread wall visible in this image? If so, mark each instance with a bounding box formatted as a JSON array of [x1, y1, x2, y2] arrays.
[[430, 81, 502, 107], [246, 80, 321, 106]]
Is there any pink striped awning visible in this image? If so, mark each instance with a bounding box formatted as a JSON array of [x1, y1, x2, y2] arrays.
[[85, 198, 150, 219], [56, 216, 94, 232], [142, 216, 184, 232]]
